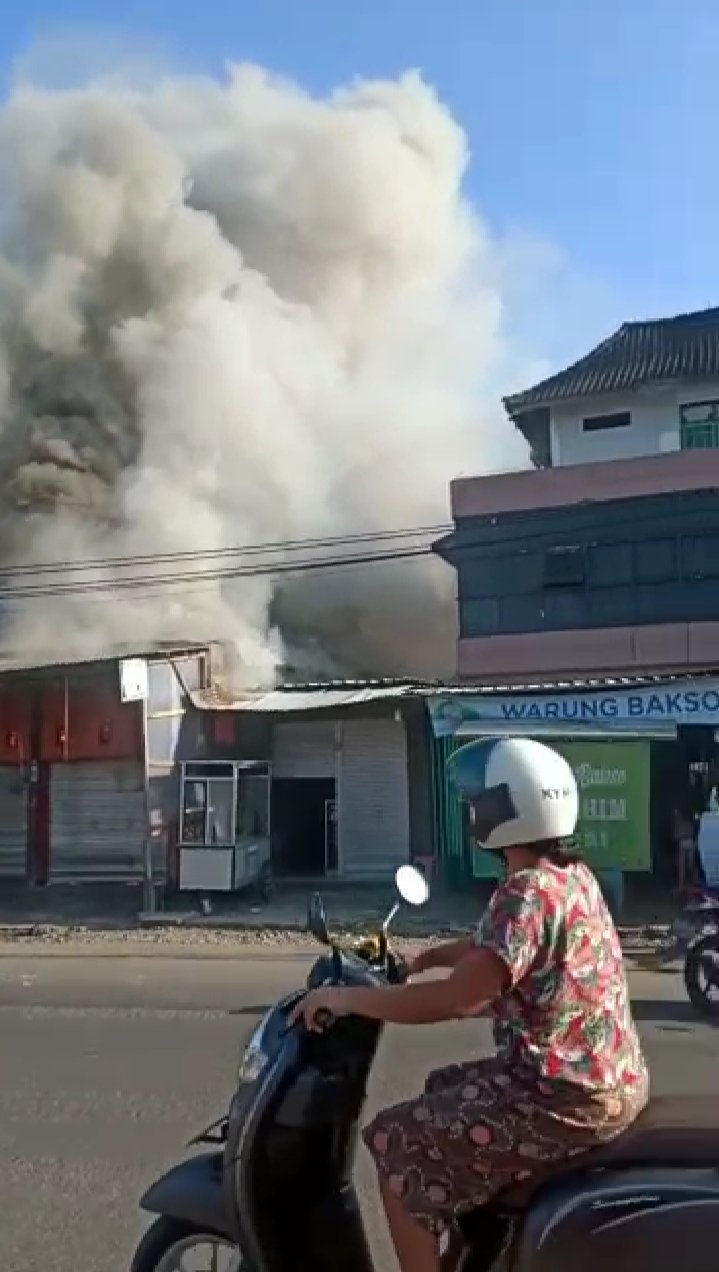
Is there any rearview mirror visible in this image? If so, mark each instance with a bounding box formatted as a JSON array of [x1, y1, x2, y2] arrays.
[[307, 892, 330, 945], [395, 864, 430, 908]]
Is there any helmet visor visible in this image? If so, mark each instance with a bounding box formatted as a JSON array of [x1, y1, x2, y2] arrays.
[[447, 740, 519, 847], [466, 781, 518, 846]]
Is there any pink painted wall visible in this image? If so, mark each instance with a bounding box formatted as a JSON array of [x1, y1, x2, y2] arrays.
[[451, 449, 719, 519], [458, 622, 719, 684]]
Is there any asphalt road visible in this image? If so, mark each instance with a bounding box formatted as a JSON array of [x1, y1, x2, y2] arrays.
[[0, 945, 716, 1272]]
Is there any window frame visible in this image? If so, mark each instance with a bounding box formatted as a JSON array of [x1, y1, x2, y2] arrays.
[[680, 400, 719, 451], [179, 760, 271, 847], [543, 545, 586, 589], [581, 410, 632, 433]]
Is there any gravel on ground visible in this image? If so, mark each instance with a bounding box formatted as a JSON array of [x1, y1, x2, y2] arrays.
[[0, 920, 674, 963]]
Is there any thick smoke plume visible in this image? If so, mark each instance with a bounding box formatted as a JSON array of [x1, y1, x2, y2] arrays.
[[0, 60, 529, 684]]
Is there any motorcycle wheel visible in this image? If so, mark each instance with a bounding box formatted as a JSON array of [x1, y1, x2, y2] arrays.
[[684, 935, 719, 1018], [130, 1217, 242, 1271]]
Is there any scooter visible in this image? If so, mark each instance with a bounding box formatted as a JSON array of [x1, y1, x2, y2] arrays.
[[671, 885, 719, 1017], [131, 865, 719, 1272]]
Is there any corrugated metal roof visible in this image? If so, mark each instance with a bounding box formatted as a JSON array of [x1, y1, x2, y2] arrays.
[[504, 306, 719, 414], [435, 671, 719, 696], [189, 682, 427, 712], [0, 641, 209, 676], [189, 668, 719, 712]]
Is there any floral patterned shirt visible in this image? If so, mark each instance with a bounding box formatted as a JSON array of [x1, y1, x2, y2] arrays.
[[475, 861, 648, 1095]]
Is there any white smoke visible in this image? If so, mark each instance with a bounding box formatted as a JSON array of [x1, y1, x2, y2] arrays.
[[0, 59, 531, 684]]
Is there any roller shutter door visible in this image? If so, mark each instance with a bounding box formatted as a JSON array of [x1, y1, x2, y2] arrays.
[[0, 766, 27, 879], [50, 760, 146, 881], [272, 722, 336, 779], [339, 719, 409, 879]]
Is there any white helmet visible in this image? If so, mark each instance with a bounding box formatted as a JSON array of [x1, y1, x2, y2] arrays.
[[447, 736, 578, 852]]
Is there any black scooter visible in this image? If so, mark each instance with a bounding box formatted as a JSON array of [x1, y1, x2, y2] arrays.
[[131, 865, 719, 1272]]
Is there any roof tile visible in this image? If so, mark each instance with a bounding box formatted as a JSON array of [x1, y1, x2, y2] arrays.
[[504, 306, 719, 414]]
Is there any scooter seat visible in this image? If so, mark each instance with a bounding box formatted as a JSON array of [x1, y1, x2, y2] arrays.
[[494, 1096, 719, 1210]]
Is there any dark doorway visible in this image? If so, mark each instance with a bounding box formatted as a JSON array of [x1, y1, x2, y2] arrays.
[[649, 739, 677, 882], [271, 778, 336, 876]]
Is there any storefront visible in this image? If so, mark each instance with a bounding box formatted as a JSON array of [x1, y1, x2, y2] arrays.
[[428, 676, 719, 884], [270, 713, 411, 881], [0, 646, 211, 893], [187, 687, 419, 884]]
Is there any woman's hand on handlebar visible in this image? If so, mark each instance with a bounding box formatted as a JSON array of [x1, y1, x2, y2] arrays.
[[405, 948, 434, 977], [287, 985, 350, 1033]]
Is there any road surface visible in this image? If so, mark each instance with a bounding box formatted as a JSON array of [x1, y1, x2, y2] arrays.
[[0, 944, 715, 1271]]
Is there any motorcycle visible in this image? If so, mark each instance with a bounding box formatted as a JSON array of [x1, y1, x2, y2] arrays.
[[131, 865, 719, 1272], [670, 885, 719, 1017]]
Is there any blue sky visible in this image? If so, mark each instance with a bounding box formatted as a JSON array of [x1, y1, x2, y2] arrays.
[[1, 0, 718, 371]]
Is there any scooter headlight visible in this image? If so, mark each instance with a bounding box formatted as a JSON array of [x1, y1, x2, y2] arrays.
[[238, 1012, 270, 1085]]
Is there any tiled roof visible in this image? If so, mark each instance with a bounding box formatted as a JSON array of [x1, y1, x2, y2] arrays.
[[504, 306, 719, 414]]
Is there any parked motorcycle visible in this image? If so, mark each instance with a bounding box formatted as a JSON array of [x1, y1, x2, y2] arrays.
[[671, 885, 719, 1017], [131, 866, 719, 1272]]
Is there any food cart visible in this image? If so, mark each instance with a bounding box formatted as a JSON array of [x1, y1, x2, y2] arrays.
[[178, 759, 272, 898]]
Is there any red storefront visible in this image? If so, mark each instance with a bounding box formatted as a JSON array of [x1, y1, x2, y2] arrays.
[[0, 659, 145, 883]]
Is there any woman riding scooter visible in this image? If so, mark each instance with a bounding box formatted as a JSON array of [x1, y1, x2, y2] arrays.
[[290, 736, 650, 1272]]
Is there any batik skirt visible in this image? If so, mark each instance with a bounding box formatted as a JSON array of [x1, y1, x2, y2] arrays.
[[362, 1058, 648, 1237]]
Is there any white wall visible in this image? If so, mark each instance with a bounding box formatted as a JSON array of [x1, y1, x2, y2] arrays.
[[550, 380, 719, 467]]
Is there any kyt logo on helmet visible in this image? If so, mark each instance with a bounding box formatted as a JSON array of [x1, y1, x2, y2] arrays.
[[541, 786, 574, 801]]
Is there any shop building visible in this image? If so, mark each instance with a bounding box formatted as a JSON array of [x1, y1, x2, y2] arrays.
[[0, 649, 439, 903], [427, 673, 719, 889], [430, 308, 719, 894], [180, 682, 435, 889], [434, 307, 719, 685], [0, 644, 210, 888]]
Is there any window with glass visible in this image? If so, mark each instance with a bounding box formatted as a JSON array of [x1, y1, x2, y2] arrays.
[[180, 761, 270, 846], [236, 773, 270, 838], [681, 401, 719, 450]]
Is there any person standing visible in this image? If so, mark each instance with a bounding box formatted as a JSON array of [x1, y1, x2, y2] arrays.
[[672, 792, 698, 893]]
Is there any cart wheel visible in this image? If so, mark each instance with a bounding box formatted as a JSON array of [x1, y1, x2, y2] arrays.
[[256, 863, 273, 903]]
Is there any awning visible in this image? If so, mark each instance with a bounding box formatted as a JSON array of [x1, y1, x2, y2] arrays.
[[188, 684, 422, 713], [452, 721, 675, 740]]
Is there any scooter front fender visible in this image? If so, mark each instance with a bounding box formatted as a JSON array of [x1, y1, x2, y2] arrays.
[[139, 1151, 235, 1241]]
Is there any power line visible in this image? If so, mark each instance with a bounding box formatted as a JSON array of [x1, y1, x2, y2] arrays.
[[0, 543, 439, 602], [0, 521, 450, 579], [4, 497, 693, 605]]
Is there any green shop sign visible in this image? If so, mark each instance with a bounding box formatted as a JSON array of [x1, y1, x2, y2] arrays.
[[555, 739, 650, 871], [472, 739, 650, 877]]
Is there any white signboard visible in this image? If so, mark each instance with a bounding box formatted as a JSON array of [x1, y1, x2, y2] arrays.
[[428, 679, 719, 738], [119, 658, 148, 704]]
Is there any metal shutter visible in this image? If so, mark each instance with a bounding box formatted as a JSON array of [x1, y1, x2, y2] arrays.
[[50, 760, 146, 881], [339, 719, 409, 879], [272, 722, 336, 779], [0, 766, 27, 879]]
